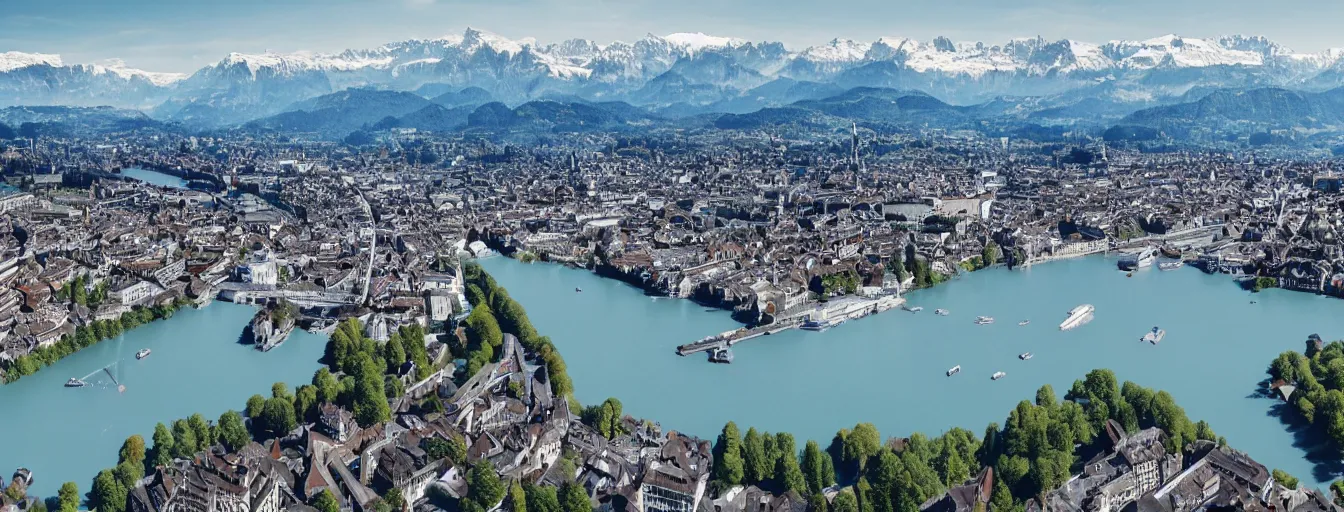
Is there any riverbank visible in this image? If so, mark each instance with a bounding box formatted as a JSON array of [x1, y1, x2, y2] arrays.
[[2, 297, 197, 385]]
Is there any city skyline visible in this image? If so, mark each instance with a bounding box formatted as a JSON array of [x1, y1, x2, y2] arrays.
[[4, 0, 1344, 74]]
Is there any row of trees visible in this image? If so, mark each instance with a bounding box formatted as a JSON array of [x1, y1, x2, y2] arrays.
[[708, 369, 1221, 510], [462, 262, 575, 403], [3, 297, 193, 383], [321, 318, 436, 428], [92, 406, 243, 512]]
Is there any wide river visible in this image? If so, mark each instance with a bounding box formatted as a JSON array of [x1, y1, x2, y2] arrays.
[[481, 255, 1344, 487], [0, 303, 325, 497]]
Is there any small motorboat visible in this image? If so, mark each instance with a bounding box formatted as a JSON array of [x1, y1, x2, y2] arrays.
[[1018, 320, 1030, 326], [935, 309, 950, 316], [908, 306, 924, 313], [947, 365, 961, 377], [65, 378, 86, 388], [575, 287, 582, 293], [991, 371, 1007, 380], [135, 349, 151, 360], [975, 316, 994, 325], [1019, 352, 1033, 360]]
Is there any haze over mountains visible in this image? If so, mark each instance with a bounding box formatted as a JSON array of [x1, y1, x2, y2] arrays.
[[5, 28, 1344, 138]]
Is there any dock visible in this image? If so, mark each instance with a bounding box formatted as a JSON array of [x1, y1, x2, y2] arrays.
[[675, 294, 904, 356]]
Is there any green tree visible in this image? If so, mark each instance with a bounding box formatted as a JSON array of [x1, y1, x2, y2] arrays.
[[508, 480, 527, 512], [352, 352, 392, 427], [743, 428, 771, 484], [560, 481, 591, 512], [57, 482, 79, 512], [802, 440, 835, 494], [385, 488, 406, 511], [832, 489, 858, 512], [171, 419, 199, 459], [989, 479, 1018, 512], [465, 305, 504, 353], [468, 461, 506, 509], [188, 413, 213, 449], [583, 398, 625, 439], [713, 422, 745, 487], [385, 334, 407, 374], [425, 434, 468, 466], [271, 382, 293, 403], [526, 484, 562, 512], [118, 434, 146, 470], [91, 469, 128, 512], [311, 489, 339, 512], [844, 423, 881, 471], [981, 241, 1001, 267], [295, 384, 320, 423], [150, 423, 175, 467], [314, 368, 341, 404], [1273, 469, 1301, 490], [245, 394, 267, 418], [775, 435, 807, 495], [217, 410, 250, 452], [260, 396, 298, 437]]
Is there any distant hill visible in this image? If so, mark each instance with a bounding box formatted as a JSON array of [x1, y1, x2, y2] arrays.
[[1121, 86, 1344, 133], [243, 89, 432, 136]]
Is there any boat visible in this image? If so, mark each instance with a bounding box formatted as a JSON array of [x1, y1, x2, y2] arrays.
[[135, 348, 151, 360], [991, 371, 1007, 380], [1018, 320, 1030, 326], [1158, 261, 1184, 271], [1118, 247, 1158, 271], [935, 309, 950, 316], [1019, 352, 1033, 360], [908, 306, 924, 313], [1059, 304, 1095, 331], [1141, 326, 1166, 344], [575, 287, 582, 293], [708, 348, 734, 364], [800, 318, 841, 332], [65, 378, 85, 388], [947, 365, 961, 377], [975, 316, 995, 325]]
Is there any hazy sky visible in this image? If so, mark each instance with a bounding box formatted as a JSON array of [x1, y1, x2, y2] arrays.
[[3, 0, 1343, 73]]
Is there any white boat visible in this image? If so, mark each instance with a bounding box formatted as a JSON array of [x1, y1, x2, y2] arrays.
[[975, 316, 994, 325], [935, 309, 950, 316], [1142, 326, 1166, 344], [135, 349, 151, 360], [991, 371, 1007, 380], [65, 378, 85, 388], [709, 348, 734, 364], [1059, 304, 1095, 331], [947, 365, 961, 376], [1019, 352, 1033, 360], [908, 306, 924, 313], [1158, 261, 1184, 271], [1018, 320, 1030, 326]]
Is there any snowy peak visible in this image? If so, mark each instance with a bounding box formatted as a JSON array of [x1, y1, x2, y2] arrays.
[[662, 33, 749, 52], [0, 51, 64, 72]]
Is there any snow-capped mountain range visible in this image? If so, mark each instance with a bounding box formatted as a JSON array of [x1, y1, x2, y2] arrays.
[[4, 28, 1344, 126]]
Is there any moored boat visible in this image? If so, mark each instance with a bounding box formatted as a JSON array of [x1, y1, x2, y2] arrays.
[[709, 348, 734, 364], [1158, 261, 1184, 271]]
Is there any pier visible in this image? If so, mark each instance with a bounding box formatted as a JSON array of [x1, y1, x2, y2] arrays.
[[675, 294, 904, 356]]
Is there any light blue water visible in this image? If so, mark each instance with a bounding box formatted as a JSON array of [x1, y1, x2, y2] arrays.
[[0, 302, 325, 497], [481, 256, 1344, 487], [120, 167, 188, 189]]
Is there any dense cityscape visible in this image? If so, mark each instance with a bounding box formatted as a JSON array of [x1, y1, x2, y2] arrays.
[[6, 6, 1344, 512]]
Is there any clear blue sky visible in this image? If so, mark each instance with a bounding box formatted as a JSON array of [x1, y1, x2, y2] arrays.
[[3, 0, 1342, 73]]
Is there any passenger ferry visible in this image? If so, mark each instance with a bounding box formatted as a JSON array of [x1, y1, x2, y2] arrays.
[[135, 349, 151, 360], [1019, 352, 1033, 360], [65, 378, 86, 388], [946, 365, 961, 377], [934, 309, 950, 316], [991, 371, 1007, 380], [975, 316, 994, 325]]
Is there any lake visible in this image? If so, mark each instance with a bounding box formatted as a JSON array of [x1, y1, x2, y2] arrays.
[[480, 255, 1344, 487]]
